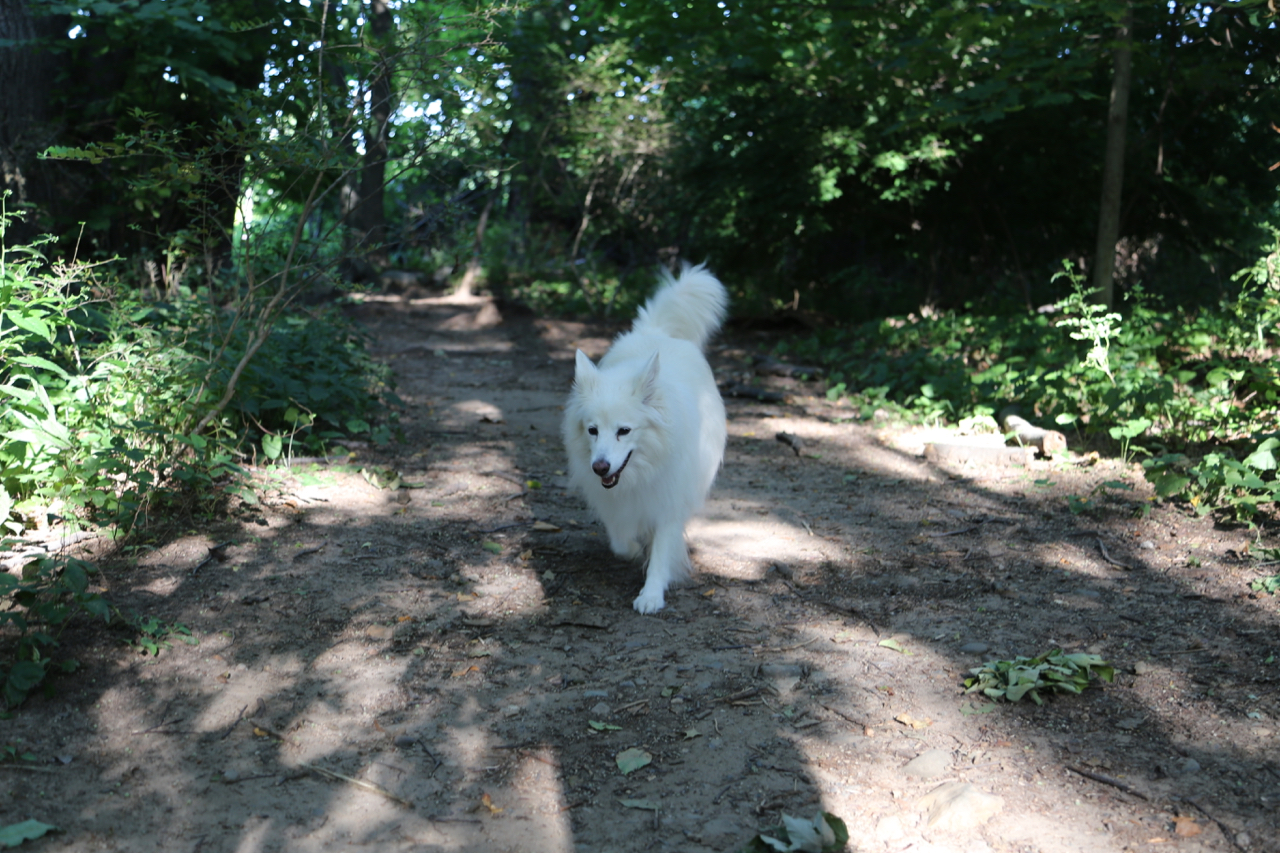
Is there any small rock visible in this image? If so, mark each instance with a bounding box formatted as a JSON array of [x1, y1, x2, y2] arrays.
[[583, 689, 610, 699], [393, 734, 418, 749], [502, 704, 521, 718], [902, 748, 951, 779], [1116, 716, 1146, 731], [1133, 661, 1153, 675], [1237, 832, 1252, 848], [222, 769, 240, 782], [874, 815, 905, 842], [1175, 757, 1201, 775], [618, 680, 637, 690], [590, 702, 611, 717], [918, 782, 1004, 830], [1075, 588, 1102, 599], [1252, 727, 1273, 738], [959, 642, 989, 655], [1140, 540, 1156, 550], [366, 624, 395, 641]]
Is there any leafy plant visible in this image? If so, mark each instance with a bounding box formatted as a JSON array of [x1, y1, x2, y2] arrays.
[[1144, 437, 1280, 524], [1250, 575, 1280, 596], [963, 650, 1115, 705], [740, 812, 849, 853], [0, 548, 109, 708], [120, 613, 198, 657]]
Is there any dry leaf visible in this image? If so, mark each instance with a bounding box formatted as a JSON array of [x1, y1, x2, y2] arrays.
[[702, 588, 715, 597], [895, 712, 933, 730], [519, 549, 533, 561], [457, 592, 476, 602], [532, 521, 561, 532], [397, 615, 412, 623], [1173, 817, 1201, 837], [479, 793, 503, 815], [451, 664, 480, 678]]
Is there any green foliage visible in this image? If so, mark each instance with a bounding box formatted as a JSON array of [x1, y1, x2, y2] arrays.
[[119, 613, 198, 657], [1144, 437, 1280, 524], [964, 651, 1115, 705], [0, 548, 109, 708], [1250, 574, 1280, 596], [740, 812, 849, 853], [0, 820, 59, 848]]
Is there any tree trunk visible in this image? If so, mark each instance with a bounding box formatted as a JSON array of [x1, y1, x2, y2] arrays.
[[1091, 3, 1133, 309], [354, 0, 394, 253]]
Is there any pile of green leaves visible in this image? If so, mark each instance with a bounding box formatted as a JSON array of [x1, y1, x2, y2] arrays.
[[740, 812, 849, 853], [1144, 437, 1280, 524], [964, 651, 1115, 705], [0, 550, 108, 707]]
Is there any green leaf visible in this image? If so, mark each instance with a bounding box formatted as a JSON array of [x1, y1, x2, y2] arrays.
[[262, 434, 283, 460], [589, 720, 622, 731], [617, 798, 660, 811], [0, 819, 58, 847], [877, 638, 910, 654], [481, 541, 503, 554], [615, 747, 652, 775]]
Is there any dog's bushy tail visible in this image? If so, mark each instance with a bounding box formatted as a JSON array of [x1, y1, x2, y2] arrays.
[[632, 263, 728, 351]]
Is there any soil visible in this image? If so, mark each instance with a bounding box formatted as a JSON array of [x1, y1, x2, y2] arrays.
[[4, 289, 1279, 853]]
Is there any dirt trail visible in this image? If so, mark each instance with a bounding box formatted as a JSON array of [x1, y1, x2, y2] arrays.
[[5, 292, 1279, 853]]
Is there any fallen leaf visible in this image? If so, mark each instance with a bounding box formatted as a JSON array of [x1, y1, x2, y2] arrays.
[[479, 793, 503, 815], [481, 541, 503, 554], [542, 570, 556, 581], [702, 588, 715, 597], [617, 798, 660, 811], [451, 665, 480, 678], [895, 713, 933, 730], [0, 820, 58, 847], [466, 648, 492, 658], [616, 747, 652, 775], [252, 727, 271, 738], [397, 615, 412, 623], [456, 592, 476, 602], [1173, 817, 1201, 837], [683, 728, 701, 740], [589, 720, 622, 731], [519, 549, 533, 561], [878, 638, 911, 654], [532, 521, 561, 532]]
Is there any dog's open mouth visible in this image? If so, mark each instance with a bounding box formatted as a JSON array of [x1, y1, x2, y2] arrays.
[[600, 452, 632, 489]]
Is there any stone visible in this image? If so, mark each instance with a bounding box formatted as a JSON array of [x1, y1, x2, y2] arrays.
[[959, 642, 990, 655], [1133, 661, 1153, 675], [918, 782, 1004, 830], [1175, 757, 1201, 775], [590, 702, 611, 717], [393, 734, 418, 749], [874, 815, 905, 842], [902, 748, 951, 779]]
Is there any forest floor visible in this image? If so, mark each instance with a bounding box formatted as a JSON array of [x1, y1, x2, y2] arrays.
[[4, 289, 1280, 853]]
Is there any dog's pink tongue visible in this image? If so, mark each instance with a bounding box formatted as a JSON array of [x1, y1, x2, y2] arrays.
[[601, 473, 619, 488]]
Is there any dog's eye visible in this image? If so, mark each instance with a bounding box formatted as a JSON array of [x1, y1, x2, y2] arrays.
[[587, 426, 598, 436], [616, 427, 631, 437]]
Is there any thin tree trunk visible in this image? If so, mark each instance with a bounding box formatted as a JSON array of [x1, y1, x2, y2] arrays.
[[1091, 3, 1133, 309], [355, 0, 393, 253]]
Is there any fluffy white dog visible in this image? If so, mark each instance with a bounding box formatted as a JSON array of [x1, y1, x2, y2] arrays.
[[562, 264, 729, 613]]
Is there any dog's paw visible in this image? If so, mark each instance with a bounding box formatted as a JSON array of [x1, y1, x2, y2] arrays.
[[632, 588, 666, 614]]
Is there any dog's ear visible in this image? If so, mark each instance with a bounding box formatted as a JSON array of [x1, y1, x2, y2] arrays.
[[634, 352, 661, 404], [573, 349, 598, 387]]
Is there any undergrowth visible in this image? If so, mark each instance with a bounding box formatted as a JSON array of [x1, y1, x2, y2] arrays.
[[785, 233, 1280, 524], [1, 205, 398, 706]]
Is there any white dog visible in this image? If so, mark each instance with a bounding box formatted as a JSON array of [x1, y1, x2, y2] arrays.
[[562, 264, 728, 613]]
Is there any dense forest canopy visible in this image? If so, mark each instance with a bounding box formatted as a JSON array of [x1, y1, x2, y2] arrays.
[[0, 0, 1277, 315]]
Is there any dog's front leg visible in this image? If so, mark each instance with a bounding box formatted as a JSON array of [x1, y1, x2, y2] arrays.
[[633, 523, 688, 614]]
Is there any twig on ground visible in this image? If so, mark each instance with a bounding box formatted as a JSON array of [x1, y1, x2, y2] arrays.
[[292, 544, 326, 561], [717, 687, 761, 704], [299, 762, 414, 808], [219, 705, 249, 741], [1065, 764, 1148, 800], [1097, 538, 1133, 570], [132, 718, 184, 735], [615, 698, 650, 713]]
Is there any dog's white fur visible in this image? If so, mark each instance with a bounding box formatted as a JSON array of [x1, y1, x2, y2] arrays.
[[562, 264, 728, 613]]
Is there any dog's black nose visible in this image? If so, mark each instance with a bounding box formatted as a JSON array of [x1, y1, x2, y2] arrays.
[[592, 460, 611, 477]]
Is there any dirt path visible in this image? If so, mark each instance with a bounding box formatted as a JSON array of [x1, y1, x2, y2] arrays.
[[6, 293, 1280, 853]]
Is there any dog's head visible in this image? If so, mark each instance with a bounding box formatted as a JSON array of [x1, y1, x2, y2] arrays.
[[565, 349, 665, 489]]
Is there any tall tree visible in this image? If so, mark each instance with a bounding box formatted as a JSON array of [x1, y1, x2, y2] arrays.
[[1092, 3, 1134, 309]]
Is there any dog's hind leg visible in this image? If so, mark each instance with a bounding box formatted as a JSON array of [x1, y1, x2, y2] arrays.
[[632, 522, 689, 614]]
